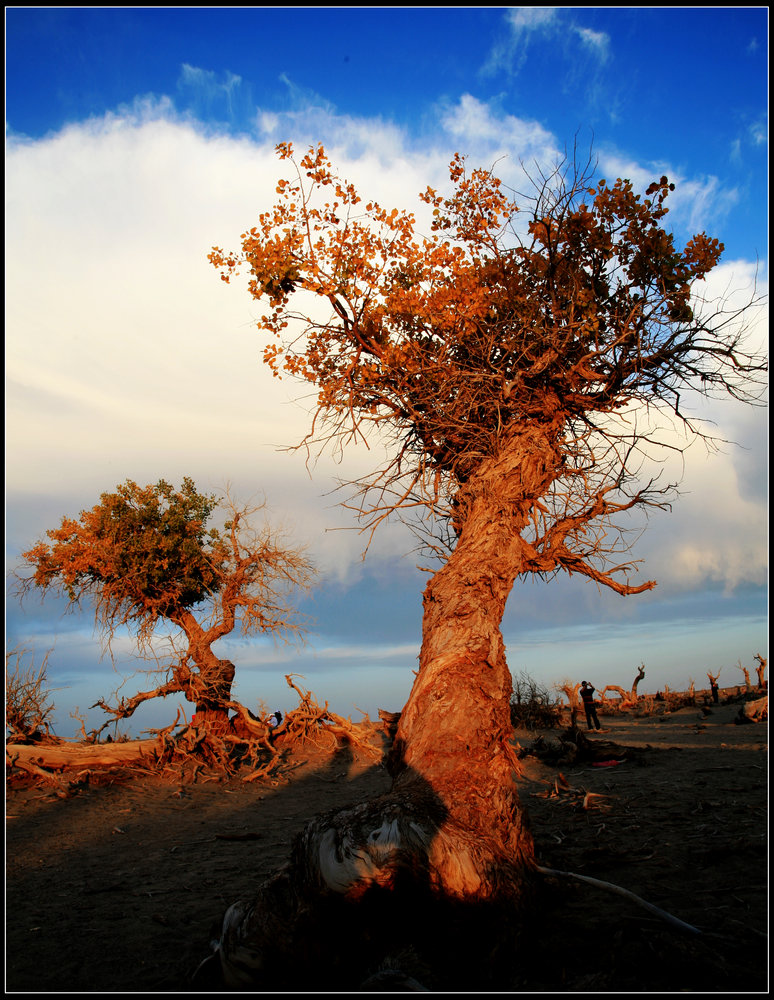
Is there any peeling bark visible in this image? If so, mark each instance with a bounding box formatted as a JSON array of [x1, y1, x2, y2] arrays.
[[210, 435, 554, 987]]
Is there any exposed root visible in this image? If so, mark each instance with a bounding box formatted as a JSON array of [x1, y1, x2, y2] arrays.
[[278, 674, 382, 753], [155, 674, 383, 783], [7, 675, 384, 790]]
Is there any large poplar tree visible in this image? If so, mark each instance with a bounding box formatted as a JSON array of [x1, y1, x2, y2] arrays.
[[205, 144, 766, 987]]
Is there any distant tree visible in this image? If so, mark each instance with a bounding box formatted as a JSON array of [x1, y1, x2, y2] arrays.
[[754, 653, 767, 689], [15, 479, 314, 734], [707, 669, 722, 704], [600, 663, 646, 707], [206, 143, 766, 987], [510, 671, 564, 729]]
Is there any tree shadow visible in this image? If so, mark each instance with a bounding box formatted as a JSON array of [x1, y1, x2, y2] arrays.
[[4, 735, 379, 992], [6, 734, 529, 993]]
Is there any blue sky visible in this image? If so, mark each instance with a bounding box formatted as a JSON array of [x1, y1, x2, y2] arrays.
[[6, 7, 768, 737]]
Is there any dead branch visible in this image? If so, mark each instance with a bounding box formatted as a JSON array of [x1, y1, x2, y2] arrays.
[[535, 865, 701, 935], [599, 685, 631, 705], [6, 747, 68, 788], [753, 653, 766, 689]]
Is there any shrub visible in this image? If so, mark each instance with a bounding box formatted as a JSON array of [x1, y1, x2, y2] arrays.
[[5, 647, 57, 740], [510, 671, 565, 730]]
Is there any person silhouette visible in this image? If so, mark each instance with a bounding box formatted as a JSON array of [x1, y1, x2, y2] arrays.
[[579, 681, 601, 731]]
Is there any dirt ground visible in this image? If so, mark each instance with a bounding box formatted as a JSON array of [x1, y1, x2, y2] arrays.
[[5, 701, 768, 993]]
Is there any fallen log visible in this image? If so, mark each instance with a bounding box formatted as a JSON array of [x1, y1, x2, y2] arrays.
[[6, 738, 159, 771]]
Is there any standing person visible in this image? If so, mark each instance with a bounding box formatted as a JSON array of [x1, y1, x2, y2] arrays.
[[579, 681, 602, 731]]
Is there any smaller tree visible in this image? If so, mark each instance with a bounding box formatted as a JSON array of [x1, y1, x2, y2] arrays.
[[707, 669, 721, 704], [556, 678, 581, 708], [15, 479, 315, 735]]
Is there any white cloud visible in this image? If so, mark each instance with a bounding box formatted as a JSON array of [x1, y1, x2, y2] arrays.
[[5, 112, 389, 582], [6, 100, 767, 610], [620, 259, 768, 592], [507, 7, 558, 33], [439, 93, 559, 168], [576, 27, 610, 58]]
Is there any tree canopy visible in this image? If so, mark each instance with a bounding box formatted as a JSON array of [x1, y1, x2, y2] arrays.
[[201, 144, 767, 983], [209, 144, 766, 594], [22, 478, 227, 640]]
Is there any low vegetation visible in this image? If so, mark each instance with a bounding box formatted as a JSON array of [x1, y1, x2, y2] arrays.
[[5, 647, 58, 742], [509, 671, 566, 730]]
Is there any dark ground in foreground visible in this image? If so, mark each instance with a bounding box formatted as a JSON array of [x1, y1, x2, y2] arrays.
[[5, 703, 768, 992]]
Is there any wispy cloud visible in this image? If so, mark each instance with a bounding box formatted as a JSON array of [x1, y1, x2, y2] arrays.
[[748, 117, 767, 146], [177, 63, 251, 128], [483, 7, 610, 77], [730, 113, 768, 164], [576, 26, 610, 59]]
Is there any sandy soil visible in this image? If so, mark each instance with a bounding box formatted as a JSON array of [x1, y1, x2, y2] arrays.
[[5, 702, 768, 993]]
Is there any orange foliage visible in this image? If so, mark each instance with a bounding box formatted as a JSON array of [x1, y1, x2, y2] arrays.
[[16, 481, 315, 711], [209, 144, 764, 588]]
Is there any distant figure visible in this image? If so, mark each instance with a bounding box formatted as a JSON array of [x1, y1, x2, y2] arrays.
[[579, 681, 601, 731], [268, 710, 283, 728]]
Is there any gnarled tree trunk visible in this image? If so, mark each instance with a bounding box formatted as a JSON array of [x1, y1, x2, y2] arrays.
[[630, 664, 646, 701], [208, 433, 554, 989], [389, 483, 536, 890], [172, 610, 236, 734]]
